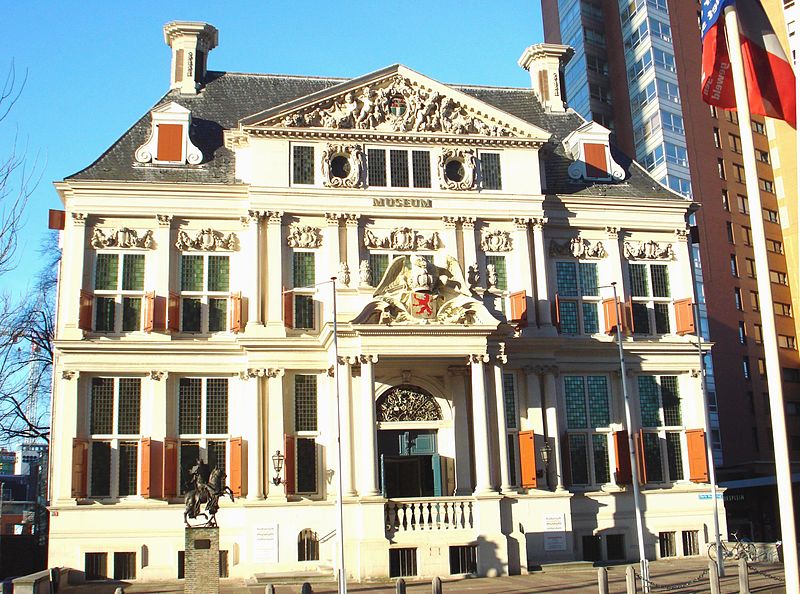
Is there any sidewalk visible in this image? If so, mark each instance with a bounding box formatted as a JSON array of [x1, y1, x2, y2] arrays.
[[57, 558, 787, 593]]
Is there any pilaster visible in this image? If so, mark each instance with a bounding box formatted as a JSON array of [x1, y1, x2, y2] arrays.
[[604, 226, 624, 289], [265, 369, 286, 501], [460, 217, 477, 274], [469, 353, 494, 495], [447, 365, 473, 495], [512, 217, 536, 333], [244, 211, 266, 328], [53, 372, 80, 501], [324, 213, 342, 286], [62, 213, 88, 338], [492, 346, 513, 492], [358, 355, 380, 497], [337, 356, 357, 498], [530, 217, 553, 327], [541, 366, 565, 491], [265, 211, 284, 328], [442, 216, 458, 258], [343, 214, 361, 290]]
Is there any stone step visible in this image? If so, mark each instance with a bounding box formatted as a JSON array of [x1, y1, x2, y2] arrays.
[[248, 568, 335, 585], [532, 561, 598, 573]]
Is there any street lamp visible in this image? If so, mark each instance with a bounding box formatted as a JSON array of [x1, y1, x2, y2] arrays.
[[539, 443, 552, 490], [271, 451, 285, 486]]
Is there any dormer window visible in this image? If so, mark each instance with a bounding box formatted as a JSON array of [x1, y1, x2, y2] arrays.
[[135, 102, 202, 166], [584, 143, 608, 179], [563, 121, 625, 182]]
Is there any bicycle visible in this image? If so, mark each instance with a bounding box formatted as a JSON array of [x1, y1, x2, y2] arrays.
[[707, 531, 757, 562]]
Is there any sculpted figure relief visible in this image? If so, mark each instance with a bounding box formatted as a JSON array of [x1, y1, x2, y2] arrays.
[[363, 227, 440, 251], [90, 228, 155, 250], [175, 229, 239, 251], [623, 240, 674, 260], [321, 143, 367, 188], [480, 229, 513, 252], [438, 148, 478, 191], [549, 238, 607, 259], [287, 224, 323, 248]]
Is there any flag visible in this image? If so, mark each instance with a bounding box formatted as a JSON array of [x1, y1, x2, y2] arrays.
[[701, 0, 796, 128]]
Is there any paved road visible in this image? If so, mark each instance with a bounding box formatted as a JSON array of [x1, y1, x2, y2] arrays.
[[58, 558, 787, 593]]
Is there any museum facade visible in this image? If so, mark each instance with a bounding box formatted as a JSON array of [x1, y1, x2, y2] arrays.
[[48, 22, 723, 581]]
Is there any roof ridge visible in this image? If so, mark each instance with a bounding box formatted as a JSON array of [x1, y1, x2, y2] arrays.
[[207, 70, 348, 82]]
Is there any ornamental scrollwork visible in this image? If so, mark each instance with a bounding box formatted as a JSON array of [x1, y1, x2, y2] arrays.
[[376, 384, 443, 422], [549, 238, 607, 259], [175, 229, 239, 251], [287, 224, 323, 249], [90, 228, 155, 250], [321, 143, 367, 188], [363, 227, 440, 251], [623, 240, 674, 260], [480, 229, 513, 252], [438, 148, 478, 191]]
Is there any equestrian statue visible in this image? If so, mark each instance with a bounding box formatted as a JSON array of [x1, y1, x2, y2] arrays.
[[183, 458, 235, 527]]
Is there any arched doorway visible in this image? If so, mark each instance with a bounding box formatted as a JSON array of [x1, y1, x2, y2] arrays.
[[376, 384, 452, 498]]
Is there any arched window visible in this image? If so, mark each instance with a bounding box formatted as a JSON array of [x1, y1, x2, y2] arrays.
[[298, 528, 319, 561], [376, 384, 443, 422]]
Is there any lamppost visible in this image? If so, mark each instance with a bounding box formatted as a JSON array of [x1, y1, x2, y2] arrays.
[[600, 282, 649, 591], [540, 442, 552, 490], [270, 451, 285, 486]]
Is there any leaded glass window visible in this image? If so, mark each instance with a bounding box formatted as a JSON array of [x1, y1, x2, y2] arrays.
[[628, 262, 672, 335], [390, 150, 409, 187], [90, 378, 114, 434], [485, 255, 507, 290], [568, 434, 589, 485], [481, 153, 502, 190], [118, 441, 138, 497], [295, 375, 318, 432], [642, 432, 663, 482], [638, 376, 661, 427], [502, 373, 517, 429], [555, 261, 601, 334], [368, 149, 387, 186], [666, 432, 683, 481], [293, 252, 315, 288], [638, 375, 685, 484], [93, 252, 146, 333], [180, 254, 231, 333], [293, 145, 315, 185], [592, 434, 610, 483], [369, 254, 389, 287], [564, 375, 611, 486], [412, 151, 431, 188]]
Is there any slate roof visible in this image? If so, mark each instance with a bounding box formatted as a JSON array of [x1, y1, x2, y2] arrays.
[[67, 70, 683, 202]]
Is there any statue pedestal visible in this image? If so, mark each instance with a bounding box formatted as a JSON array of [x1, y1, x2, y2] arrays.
[[184, 526, 220, 594]]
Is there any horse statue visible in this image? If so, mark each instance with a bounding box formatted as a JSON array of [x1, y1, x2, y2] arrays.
[[183, 459, 235, 527]]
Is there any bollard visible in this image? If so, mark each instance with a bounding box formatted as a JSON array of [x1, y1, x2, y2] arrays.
[[597, 566, 609, 594], [301, 582, 313, 594], [738, 557, 750, 594], [432, 576, 442, 594], [265, 585, 276, 594], [396, 578, 406, 594], [114, 589, 125, 594], [708, 560, 721, 594], [625, 565, 637, 594]]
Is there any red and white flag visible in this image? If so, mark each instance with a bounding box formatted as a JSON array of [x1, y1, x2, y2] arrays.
[[701, 0, 796, 128]]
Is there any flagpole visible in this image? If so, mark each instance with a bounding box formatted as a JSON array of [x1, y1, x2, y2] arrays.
[[723, 7, 799, 591]]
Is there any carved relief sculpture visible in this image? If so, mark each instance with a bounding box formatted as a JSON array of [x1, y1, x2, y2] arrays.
[[338, 262, 351, 287], [175, 229, 239, 251], [438, 148, 478, 191], [480, 229, 513, 252], [363, 227, 440, 251], [623, 240, 674, 260], [287, 224, 323, 249], [376, 385, 443, 422], [90, 228, 155, 249], [321, 143, 367, 188], [359, 259, 372, 286], [549, 238, 607, 259]]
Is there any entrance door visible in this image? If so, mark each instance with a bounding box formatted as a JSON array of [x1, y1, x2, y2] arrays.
[[379, 430, 442, 498]]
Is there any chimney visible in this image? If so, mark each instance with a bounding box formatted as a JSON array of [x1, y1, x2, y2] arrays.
[[518, 43, 574, 113], [163, 21, 219, 95]]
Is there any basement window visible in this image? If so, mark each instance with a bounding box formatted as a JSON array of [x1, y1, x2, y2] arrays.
[[389, 548, 418, 577]]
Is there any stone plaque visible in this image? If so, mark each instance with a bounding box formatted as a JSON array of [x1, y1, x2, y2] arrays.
[[543, 513, 567, 552], [253, 524, 279, 564]]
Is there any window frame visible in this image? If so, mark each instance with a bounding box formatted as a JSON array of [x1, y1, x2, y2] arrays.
[[92, 251, 147, 334], [637, 375, 686, 485], [627, 262, 672, 335], [366, 146, 432, 189], [291, 144, 316, 186], [291, 250, 318, 330], [293, 373, 321, 496], [554, 260, 602, 335], [179, 252, 232, 334], [563, 375, 613, 488]]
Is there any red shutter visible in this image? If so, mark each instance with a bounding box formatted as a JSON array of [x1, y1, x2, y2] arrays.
[[230, 292, 243, 333], [143, 292, 155, 333], [283, 288, 294, 328], [561, 433, 571, 488], [686, 429, 709, 483], [636, 430, 648, 485], [163, 438, 178, 498], [674, 298, 696, 336], [602, 298, 618, 335], [584, 143, 608, 178], [157, 123, 183, 162], [141, 438, 152, 498], [48, 209, 66, 230], [153, 295, 167, 332], [614, 430, 632, 485], [284, 435, 296, 495], [509, 290, 528, 325], [78, 290, 94, 332], [517, 430, 537, 488], [229, 437, 243, 497], [168, 293, 181, 333], [553, 293, 561, 331], [71, 438, 88, 498]]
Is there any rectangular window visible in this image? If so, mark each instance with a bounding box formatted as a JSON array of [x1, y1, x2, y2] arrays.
[[682, 531, 699, 556], [485, 255, 507, 291], [754, 323, 763, 343], [659, 532, 677, 558], [729, 134, 742, 153], [665, 432, 683, 481], [745, 258, 757, 278], [767, 239, 783, 254], [411, 151, 431, 188], [296, 437, 317, 493], [565, 376, 610, 486], [368, 149, 387, 186], [764, 208, 779, 223], [726, 222, 734, 243], [294, 375, 318, 432], [734, 287, 743, 311], [737, 194, 749, 214], [85, 552, 108, 581], [389, 548, 418, 578], [449, 545, 478, 575], [779, 335, 797, 350], [741, 226, 752, 246], [629, 263, 670, 335], [390, 150, 409, 187], [733, 163, 746, 183], [730, 255, 739, 277], [292, 252, 316, 330], [739, 321, 747, 344], [292, 145, 315, 185], [757, 149, 771, 164], [369, 253, 389, 287], [774, 302, 792, 317], [759, 178, 775, 193], [722, 189, 729, 211], [750, 290, 760, 311], [180, 254, 230, 333], [555, 262, 600, 334], [502, 374, 517, 429], [752, 119, 766, 134], [93, 253, 146, 333], [718, 158, 726, 180], [113, 552, 136, 580], [642, 432, 663, 482], [481, 153, 502, 190], [743, 357, 751, 379], [770, 270, 788, 285]]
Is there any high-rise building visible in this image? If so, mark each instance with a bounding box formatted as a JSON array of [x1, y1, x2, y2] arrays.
[[542, 0, 800, 540]]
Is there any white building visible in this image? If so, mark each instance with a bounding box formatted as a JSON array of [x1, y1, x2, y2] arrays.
[[48, 22, 723, 582]]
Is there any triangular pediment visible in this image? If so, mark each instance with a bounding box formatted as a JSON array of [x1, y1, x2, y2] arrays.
[[239, 65, 550, 142]]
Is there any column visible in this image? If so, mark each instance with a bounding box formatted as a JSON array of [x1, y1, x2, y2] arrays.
[[492, 351, 513, 493], [61, 213, 87, 338], [242, 371, 264, 499], [244, 211, 265, 328], [603, 226, 624, 288], [265, 211, 284, 326], [460, 217, 477, 274], [154, 215, 172, 315], [53, 371, 80, 501], [673, 228, 692, 298], [344, 214, 360, 290], [359, 355, 380, 497], [448, 365, 473, 495], [337, 356, 357, 497], [265, 369, 286, 501], [522, 367, 545, 490], [324, 213, 342, 285], [470, 354, 494, 495], [512, 218, 536, 331], [530, 217, 552, 327], [442, 217, 459, 259], [542, 367, 565, 491]]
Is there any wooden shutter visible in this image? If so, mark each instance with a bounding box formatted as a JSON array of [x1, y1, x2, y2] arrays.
[[78, 290, 94, 332], [153, 295, 167, 332], [143, 292, 155, 333], [229, 437, 243, 497], [602, 297, 618, 335], [48, 209, 66, 230], [283, 288, 293, 328], [141, 438, 152, 498], [686, 429, 709, 483], [584, 143, 608, 178], [636, 430, 648, 485], [168, 292, 181, 333], [674, 298, 696, 336], [625, 298, 635, 335], [229, 292, 243, 333], [614, 430, 632, 485], [163, 438, 178, 498], [71, 438, 89, 498], [561, 433, 571, 488], [157, 124, 183, 162], [284, 435, 296, 495], [517, 430, 537, 489], [509, 290, 527, 325]]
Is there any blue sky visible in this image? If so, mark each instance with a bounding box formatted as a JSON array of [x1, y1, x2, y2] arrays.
[[0, 1, 543, 290]]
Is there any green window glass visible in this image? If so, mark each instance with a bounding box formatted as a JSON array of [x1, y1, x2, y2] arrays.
[[390, 150, 409, 187], [632, 302, 651, 334], [95, 254, 119, 290], [118, 442, 138, 496], [486, 255, 507, 290], [556, 262, 578, 296], [650, 265, 670, 297], [121, 254, 145, 291], [178, 378, 202, 435], [579, 263, 598, 296], [182, 298, 201, 333], [122, 297, 141, 332], [481, 153, 502, 190], [294, 294, 315, 329], [208, 256, 230, 292], [293, 145, 315, 185], [90, 378, 114, 434], [666, 432, 683, 481], [638, 376, 661, 427], [95, 297, 116, 332], [208, 298, 227, 332], [654, 303, 670, 334], [206, 379, 228, 434], [568, 434, 589, 485], [91, 442, 111, 497], [558, 300, 579, 334], [502, 373, 517, 429], [660, 376, 681, 425], [181, 256, 204, 292], [368, 149, 386, 186], [642, 432, 663, 482], [592, 434, 610, 483], [564, 376, 587, 429], [412, 151, 431, 188], [295, 375, 318, 432], [629, 264, 649, 297], [369, 254, 389, 287], [587, 376, 610, 426], [117, 378, 141, 434], [293, 252, 315, 288], [582, 302, 599, 333]]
